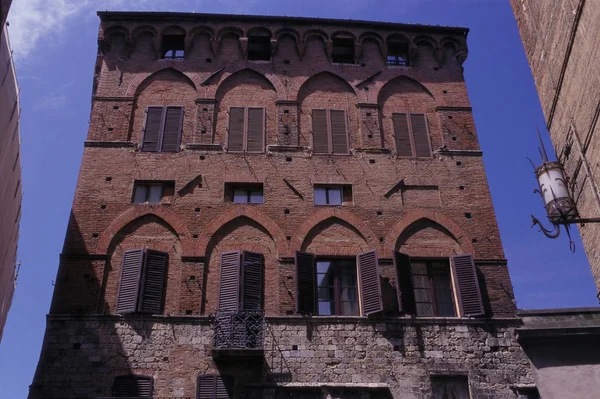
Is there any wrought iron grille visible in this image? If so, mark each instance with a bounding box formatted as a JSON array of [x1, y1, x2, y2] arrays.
[[213, 310, 265, 350]]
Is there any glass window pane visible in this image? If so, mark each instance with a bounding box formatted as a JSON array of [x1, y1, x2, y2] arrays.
[[327, 187, 342, 205], [233, 189, 248, 203], [133, 185, 147, 203], [148, 185, 163, 203], [340, 287, 358, 302], [249, 189, 263, 204], [412, 275, 430, 289], [414, 288, 432, 303], [317, 261, 332, 274], [416, 302, 434, 317], [318, 287, 332, 301], [341, 301, 359, 316], [314, 187, 327, 205], [318, 301, 333, 316], [411, 262, 428, 275], [339, 266, 357, 287]]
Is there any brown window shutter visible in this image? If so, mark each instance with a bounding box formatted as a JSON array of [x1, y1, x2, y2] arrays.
[[295, 251, 316, 314], [246, 107, 265, 152], [392, 113, 413, 157], [330, 109, 348, 154], [218, 251, 241, 311], [241, 251, 264, 310], [451, 254, 484, 317], [394, 252, 415, 314], [116, 249, 144, 314], [161, 106, 183, 152], [357, 250, 383, 315], [227, 107, 245, 152], [138, 250, 168, 314], [312, 109, 329, 154], [112, 375, 153, 398], [410, 113, 432, 157], [197, 375, 233, 399], [141, 107, 164, 152]]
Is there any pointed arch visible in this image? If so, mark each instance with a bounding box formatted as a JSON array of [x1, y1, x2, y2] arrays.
[[377, 75, 435, 103], [212, 67, 283, 99], [96, 206, 193, 256], [383, 209, 474, 257], [195, 207, 287, 257], [291, 208, 380, 254], [126, 67, 199, 96], [296, 70, 358, 100]]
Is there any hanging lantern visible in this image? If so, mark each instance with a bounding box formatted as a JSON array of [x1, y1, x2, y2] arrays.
[[534, 161, 578, 224]]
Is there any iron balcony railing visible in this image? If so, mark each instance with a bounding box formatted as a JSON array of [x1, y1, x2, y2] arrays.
[[213, 310, 265, 350]]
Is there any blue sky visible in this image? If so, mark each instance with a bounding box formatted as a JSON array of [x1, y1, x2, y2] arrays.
[[0, 0, 597, 398]]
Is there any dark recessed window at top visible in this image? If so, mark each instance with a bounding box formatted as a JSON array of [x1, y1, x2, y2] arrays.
[[387, 42, 410, 66], [247, 36, 271, 61], [162, 35, 185, 59], [332, 38, 355, 64]]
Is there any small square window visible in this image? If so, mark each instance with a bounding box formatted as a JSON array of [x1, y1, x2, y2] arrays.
[[332, 38, 355, 64], [226, 183, 264, 204], [162, 35, 185, 59], [314, 185, 352, 206], [387, 41, 410, 66], [247, 35, 271, 61], [133, 181, 175, 204]]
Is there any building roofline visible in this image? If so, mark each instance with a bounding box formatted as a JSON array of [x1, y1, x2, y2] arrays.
[[518, 307, 600, 316], [97, 11, 469, 37]]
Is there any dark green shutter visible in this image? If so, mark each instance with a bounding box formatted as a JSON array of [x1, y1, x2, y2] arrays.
[[392, 113, 412, 157], [241, 251, 264, 310], [139, 250, 168, 314], [295, 251, 316, 314], [330, 110, 348, 154], [218, 251, 241, 311], [394, 252, 415, 314], [357, 250, 383, 315], [116, 250, 143, 314], [161, 106, 183, 152], [141, 107, 164, 152], [246, 108, 264, 152], [227, 107, 245, 152], [312, 109, 329, 154]]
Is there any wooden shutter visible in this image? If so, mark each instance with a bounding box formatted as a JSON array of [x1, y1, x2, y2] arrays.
[[241, 251, 264, 310], [312, 109, 329, 154], [116, 250, 143, 314], [410, 113, 432, 157], [357, 250, 383, 315], [227, 107, 245, 152], [218, 251, 241, 311], [161, 106, 183, 152], [330, 110, 348, 154], [141, 107, 164, 152], [295, 251, 316, 314], [394, 252, 416, 314], [392, 113, 412, 157], [451, 255, 484, 317], [138, 250, 168, 314], [246, 108, 264, 152], [112, 375, 153, 398], [197, 375, 233, 399]]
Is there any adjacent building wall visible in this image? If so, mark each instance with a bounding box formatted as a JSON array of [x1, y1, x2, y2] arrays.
[[510, 0, 600, 293], [0, 21, 21, 341]]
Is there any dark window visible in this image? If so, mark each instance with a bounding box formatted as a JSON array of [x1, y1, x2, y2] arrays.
[[312, 109, 349, 154], [227, 107, 265, 152], [161, 34, 185, 59], [410, 260, 456, 317], [247, 35, 271, 61], [225, 183, 264, 204], [141, 106, 183, 152], [116, 249, 168, 315], [133, 181, 175, 204], [112, 375, 153, 398], [392, 113, 431, 157], [387, 42, 410, 66], [197, 374, 234, 399], [332, 37, 355, 64], [295, 250, 382, 316], [515, 387, 540, 399], [431, 375, 470, 399], [314, 185, 352, 206]]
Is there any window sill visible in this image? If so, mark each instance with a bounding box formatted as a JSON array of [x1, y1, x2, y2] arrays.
[[247, 59, 271, 63], [133, 202, 172, 206]]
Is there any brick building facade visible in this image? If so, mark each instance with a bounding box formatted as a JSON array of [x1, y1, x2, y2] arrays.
[[29, 12, 535, 398], [511, 0, 600, 293]]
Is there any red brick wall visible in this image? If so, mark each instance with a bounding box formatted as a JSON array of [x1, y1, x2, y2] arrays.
[[49, 15, 516, 319]]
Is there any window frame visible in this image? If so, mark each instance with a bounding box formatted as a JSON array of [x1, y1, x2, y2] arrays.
[[392, 112, 432, 158], [225, 183, 264, 204], [409, 258, 457, 318], [313, 184, 352, 206], [227, 106, 266, 153], [132, 181, 175, 204], [430, 375, 471, 399], [141, 105, 184, 153], [315, 257, 359, 316]]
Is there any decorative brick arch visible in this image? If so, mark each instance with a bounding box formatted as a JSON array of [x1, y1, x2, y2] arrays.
[[290, 208, 380, 254], [293, 70, 359, 101], [96, 206, 193, 256], [207, 67, 286, 100], [383, 208, 474, 257], [125, 67, 201, 97], [195, 207, 287, 257]]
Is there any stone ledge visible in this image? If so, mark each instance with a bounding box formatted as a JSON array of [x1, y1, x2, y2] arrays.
[[84, 141, 136, 148], [437, 149, 483, 157]]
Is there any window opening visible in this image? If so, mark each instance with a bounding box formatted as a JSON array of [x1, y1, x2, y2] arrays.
[[411, 260, 456, 317], [332, 38, 355, 64], [247, 35, 271, 61], [387, 42, 410, 66], [314, 185, 352, 206], [431, 375, 470, 399], [162, 34, 185, 59], [133, 182, 175, 204], [226, 183, 264, 204], [316, 258, 359, 316]]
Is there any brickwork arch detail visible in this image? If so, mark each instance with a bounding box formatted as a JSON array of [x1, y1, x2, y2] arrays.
[[96, 206, 193, 256], [195, 207, 287, 257], [209, 67, 285, 100], [290, 208, 380, 254], [383, 208, 474, 257], [377, 75, 435, 103], [126, 67, 201, 97], [294, 70, 359, 101]]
